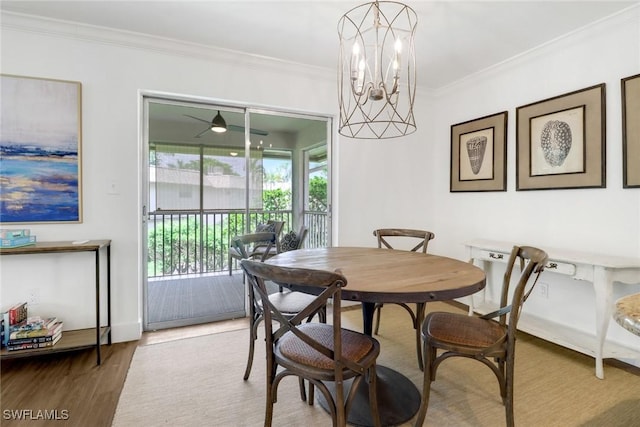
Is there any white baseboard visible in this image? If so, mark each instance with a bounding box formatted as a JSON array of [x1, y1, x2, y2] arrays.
[[110, 321, 142, 343]]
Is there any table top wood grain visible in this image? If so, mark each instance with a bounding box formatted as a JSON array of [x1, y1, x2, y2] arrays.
[[266, 246, 486, 304]]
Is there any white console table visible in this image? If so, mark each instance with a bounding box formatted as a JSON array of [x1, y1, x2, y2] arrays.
[[466, 239, 640, 379]]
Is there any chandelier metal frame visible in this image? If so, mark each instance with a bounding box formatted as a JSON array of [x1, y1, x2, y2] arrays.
[[338, 1, 417, 139]]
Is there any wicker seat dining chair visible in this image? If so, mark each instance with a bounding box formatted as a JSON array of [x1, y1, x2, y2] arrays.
[[241, 259, 382, 427], [414, 245, 548, 427], [233, 231, 326, 383], [228, 219, 285, 275], [372, 228, 436, 370]]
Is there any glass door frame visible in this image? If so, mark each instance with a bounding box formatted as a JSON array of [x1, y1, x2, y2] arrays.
[[140, 92, 333, 331]]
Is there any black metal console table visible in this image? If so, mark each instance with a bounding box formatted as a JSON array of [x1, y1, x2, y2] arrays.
[[0, 240, 112, 365]]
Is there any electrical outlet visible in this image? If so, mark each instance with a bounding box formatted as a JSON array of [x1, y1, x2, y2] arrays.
[[538, 282, 549, 299], [28, 288, 40, 305], [107, 179, 120, 195]]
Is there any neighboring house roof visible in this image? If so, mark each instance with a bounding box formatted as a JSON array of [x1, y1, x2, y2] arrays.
[[152, 166, 247, 189]]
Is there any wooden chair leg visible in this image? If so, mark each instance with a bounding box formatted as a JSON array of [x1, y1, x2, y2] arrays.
[[375, 302, 425, 370], [505, 355, 515, 427], [414, 342, 434, 427], [367, 367, 382, 427], [506, 395, 515, 427], [308, 382, 315, 406], [298, 378, 316, 406], [265, 364, 280, 427], [243, 316, 260, 380], [373, 303, 383, 334], [298, 377, 307, 402], [414, 302, 426, 371], [265, 391, 275, 427]]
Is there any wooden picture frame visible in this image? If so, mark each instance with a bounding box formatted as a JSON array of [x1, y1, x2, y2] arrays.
[[450, 111, 507, 192], [516, 83, 605, 191], [622, 73, 640, 188], [0, 74, 83, 223]]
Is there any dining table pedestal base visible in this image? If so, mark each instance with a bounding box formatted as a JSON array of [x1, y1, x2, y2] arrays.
[[317, 365, 420, 427]]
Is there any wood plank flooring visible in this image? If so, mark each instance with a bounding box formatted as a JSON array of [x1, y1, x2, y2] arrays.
[[1, 342, 137, 427], [0, 317, 248, 427]]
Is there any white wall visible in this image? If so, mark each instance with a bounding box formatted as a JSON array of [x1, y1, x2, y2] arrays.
[[0, 12, 339, 342], [430, 7, 640, 261], [2, 7, 640, 362], [426, 7, 640, 354]]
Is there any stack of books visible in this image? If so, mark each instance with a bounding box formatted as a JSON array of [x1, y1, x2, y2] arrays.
[[0, 229, 36, 248], [1, 301, 28, 346], [6, 316, 63, 351], [1, 302, 63, 352]]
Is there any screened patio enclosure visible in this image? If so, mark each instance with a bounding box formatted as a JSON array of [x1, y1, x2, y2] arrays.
[[143, 99, 331, 330]]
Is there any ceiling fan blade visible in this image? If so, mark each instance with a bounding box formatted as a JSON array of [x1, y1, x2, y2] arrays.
[[184, 114, 210, 124], [185, 113, 269, 136], [227, 124, 269, 136], [194, 127, 211, 138]]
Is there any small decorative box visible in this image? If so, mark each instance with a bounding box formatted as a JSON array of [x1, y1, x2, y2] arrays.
[[0, 235, 37, 248], [0, 229, 31, 239]]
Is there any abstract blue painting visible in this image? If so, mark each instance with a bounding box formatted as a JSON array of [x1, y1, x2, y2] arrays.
[[0, 75, 82, 223]]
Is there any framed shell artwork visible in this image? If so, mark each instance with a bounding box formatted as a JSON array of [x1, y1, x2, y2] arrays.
[[450, 111, 508, 192], [516, 84, 605, 191]]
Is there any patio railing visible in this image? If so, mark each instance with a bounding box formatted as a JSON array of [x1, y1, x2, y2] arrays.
[[147, 209, 327, 278]]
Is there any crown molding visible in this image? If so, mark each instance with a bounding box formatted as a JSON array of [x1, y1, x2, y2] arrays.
[[431, 3, 640, 97], [1, 11, 333, 81]]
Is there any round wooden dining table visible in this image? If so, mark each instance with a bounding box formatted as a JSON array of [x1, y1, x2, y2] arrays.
[[266, 246, 486, 426]]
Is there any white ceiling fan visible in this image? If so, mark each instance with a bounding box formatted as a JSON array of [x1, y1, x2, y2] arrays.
[[184, 111, 269, 137]]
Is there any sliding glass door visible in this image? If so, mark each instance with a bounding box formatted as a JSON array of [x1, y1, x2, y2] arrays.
[[142, 97, 331, 331]]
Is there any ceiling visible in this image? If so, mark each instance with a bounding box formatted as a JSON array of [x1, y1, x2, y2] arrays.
[[2, 1, 636, 143], [147, 101, 329, 148], [2, 1, 636, 90]]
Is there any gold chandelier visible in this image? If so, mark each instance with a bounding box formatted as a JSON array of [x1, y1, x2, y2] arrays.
[[338, 1, 417, 139]]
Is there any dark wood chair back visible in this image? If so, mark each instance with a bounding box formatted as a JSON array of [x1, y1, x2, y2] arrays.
[[493, 245, 548, 331], [373, 228, 435, 253], [415, 245, 548, 427], [241, 259, 381, 427], [235, 231, 326, 382], [371, 227, 436, 370]]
